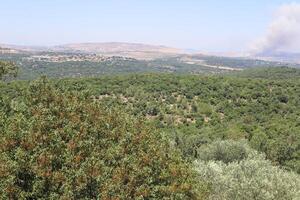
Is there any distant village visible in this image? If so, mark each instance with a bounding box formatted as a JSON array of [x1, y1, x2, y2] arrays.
[[0, 47, 19, 54], [23, 54, 136, 63]]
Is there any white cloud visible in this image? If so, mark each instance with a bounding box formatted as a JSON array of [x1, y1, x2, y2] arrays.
[[250, 3, 300, 54]]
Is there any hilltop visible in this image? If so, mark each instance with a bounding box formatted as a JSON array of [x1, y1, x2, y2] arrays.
[[0, 42, 183, 60], [0, 47, 20, 54], [2, 42, 300, 64]]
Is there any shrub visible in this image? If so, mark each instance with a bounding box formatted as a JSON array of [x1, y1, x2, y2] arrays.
[[195, 140, 300, 200], [0, 61, 18, 80], [0, 78, 205, 199], [197, 140, 254, 163]]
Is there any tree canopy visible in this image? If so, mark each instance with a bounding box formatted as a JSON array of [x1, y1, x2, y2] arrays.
[[0, 78, 205, 199], [0, 61, 18, 80]]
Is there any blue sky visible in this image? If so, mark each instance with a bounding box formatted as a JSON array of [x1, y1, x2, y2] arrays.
[[1, 0, 299, 52]]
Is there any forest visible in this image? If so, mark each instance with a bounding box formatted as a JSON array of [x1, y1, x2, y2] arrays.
[[0, 60, 300, 199], [1, 52, 299, 80]]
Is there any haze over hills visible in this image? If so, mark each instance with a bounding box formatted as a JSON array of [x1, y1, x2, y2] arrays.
[[0, 44, 47, 53], [1, 42, 300, 64], [0, 47, 20, 54], [253, 51, 300, 64], [2, 1, 300, 199], [206, 50, 300, 65], [54, 42, 181, 53], [0, 42, 185, 60]]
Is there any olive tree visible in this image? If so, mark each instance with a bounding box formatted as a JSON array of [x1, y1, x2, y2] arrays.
[[195, 140, 300, 200]]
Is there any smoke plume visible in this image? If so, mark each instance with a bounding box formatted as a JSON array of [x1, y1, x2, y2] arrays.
[[251, 3, 300, 55]]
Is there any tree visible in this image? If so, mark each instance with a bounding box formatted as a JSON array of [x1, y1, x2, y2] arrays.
[[0, 78, 207, 199], [0, 61, 18, 80], [195, 140, 300, 200]]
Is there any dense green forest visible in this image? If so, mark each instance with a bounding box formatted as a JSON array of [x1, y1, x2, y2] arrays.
[[56, 72, 300, 173], [1, 60, 300, 199], [1, 52, 299, 79], [231, 66, 300, 79]]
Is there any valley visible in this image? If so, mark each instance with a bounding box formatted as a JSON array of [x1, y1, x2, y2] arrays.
[[1, 42, 299, 80], [1, 42, 300, 199], [2, 1, 300, 199]]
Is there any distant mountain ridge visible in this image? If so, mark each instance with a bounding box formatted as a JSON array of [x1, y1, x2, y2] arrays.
[[0, 46, 19, 54], [0, 42, 183, 60], [253, 51, 300, 64], [0, 44, 47, 52], [1, 42, 299, 63], [53, 42, 181, 53], [53, 42, 185, 59]]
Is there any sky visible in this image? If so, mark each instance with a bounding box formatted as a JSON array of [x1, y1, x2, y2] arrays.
[[1, 0, 300, 52]]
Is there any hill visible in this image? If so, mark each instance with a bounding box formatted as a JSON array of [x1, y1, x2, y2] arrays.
[[1, 73, 299, 199], [54, 42, 181, 54], [58, 73, 300, 173], [231, 66, 300, 79], [254, 51, 300, 64], [2, 42, 300, 64], [0, 42, 183, 60], [1, 62, 300, 198], [1, 49, 300, 80], [0, 47, 20, 54]]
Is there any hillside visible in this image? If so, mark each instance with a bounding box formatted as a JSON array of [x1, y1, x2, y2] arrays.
[[0, 42, 183, 60], [2, 0, 300, 198], [55, 74, 300, 174], [54, 42, 180, 53], [0, 47, 20, 54], [1, 72, 299, 199], [1, 49, 300, 80], [231, 66, 300, 79], [2, 42, 300, 64], [254, 51, 300, 64], [53, 42, 183, 60]]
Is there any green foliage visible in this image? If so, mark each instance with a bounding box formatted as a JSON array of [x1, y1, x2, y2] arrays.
[[195, 140, 300, 200], [197, 140, 254, 163], [0, 61, 18, 80], [1, 70, 299, 198], [0, 78, 204, 199], [51, 73, 300, 173], [2, 51, 299, 80], [232, 66, 300, 79]]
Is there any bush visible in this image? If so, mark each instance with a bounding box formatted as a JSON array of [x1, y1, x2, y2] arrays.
[[0, 61, 18, 80], [195, 140, 300, 200], [0, 78, 205, 199], [197, 140, 254, 163]]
